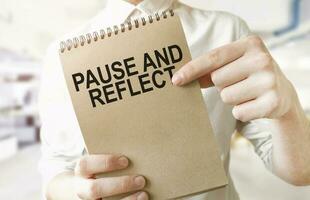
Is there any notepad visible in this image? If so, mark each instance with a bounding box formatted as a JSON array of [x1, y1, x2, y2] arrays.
[[59, 10, 227, 199]]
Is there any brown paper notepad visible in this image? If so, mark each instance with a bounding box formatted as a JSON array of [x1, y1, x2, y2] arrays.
[[59, 10, 227, 199]]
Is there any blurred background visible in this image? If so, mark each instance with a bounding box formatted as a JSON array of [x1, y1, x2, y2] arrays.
[[0, 0, 309, 199]]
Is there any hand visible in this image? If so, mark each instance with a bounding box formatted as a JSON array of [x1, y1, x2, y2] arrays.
[[74, 154, 148, 200], [172, 35, 297, 122]]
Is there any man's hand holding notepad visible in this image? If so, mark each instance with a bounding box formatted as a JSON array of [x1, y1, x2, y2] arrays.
[[59, 10, 227, 199]]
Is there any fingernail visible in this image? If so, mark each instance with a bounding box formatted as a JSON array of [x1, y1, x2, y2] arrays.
[[118, 156, 128, 167], [172, 73, 182, 86], [137, 191, 148, 200], [134, 176, 146, 188]]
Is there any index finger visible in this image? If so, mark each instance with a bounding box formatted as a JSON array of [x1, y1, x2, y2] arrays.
[[75, 154, 129, 178], [172, 38, 247, 86]]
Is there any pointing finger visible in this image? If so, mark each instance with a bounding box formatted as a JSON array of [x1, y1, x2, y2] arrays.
[[172, 38, 247, 86]]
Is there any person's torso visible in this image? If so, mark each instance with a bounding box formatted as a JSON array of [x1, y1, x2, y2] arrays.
[[55, 1, 252, 199]]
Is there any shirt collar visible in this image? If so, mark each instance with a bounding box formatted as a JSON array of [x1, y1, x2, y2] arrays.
[[90, 0, 176, 30], [136, 0, 177, 15]]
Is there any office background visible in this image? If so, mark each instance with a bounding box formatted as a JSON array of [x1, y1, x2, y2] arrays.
[[0, 0, 309, 199]]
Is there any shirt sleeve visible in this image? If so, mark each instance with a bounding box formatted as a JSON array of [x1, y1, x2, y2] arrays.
[[235, 14, 252, 39], [237, 120, 274, 171], [234, 17, 274, 172], [38, 42, 85, 197]]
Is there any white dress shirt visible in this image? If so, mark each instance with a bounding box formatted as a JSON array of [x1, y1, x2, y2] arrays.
[[39, 0, 274, 199]]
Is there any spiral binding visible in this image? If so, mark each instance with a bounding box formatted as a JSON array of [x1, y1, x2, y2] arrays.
[[59, 10, 175, 53]]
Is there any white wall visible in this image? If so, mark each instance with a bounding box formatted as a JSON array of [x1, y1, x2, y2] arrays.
[[0, 0, 105, 58], [301, 0, 310, 22], [181, 0, 292, 32]]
